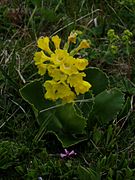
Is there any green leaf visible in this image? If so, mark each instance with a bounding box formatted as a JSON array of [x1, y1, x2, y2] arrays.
[[20, 80, 87, 147], [76, 92, 94, 119], [85, 67, 109, 95], [51, 131, 87, 147], [35, 104, 87, 147], [46, 104, 87, 147], [78, 166, 101, 180], [20, 79, 54, 111], [55, 103, 86, 134], [93, 88, 124, 123]]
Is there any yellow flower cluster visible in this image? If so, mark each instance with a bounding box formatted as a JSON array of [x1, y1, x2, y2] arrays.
[[34, 32, 92, 103]]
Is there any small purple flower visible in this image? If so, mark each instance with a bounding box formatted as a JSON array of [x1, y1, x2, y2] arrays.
[[60, 149, 77, 158]]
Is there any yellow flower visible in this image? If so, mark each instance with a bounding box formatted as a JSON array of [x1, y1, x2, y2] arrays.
[[51, 49, 69, 66], [76, 39, 90, 51], [68, 31, 77, 44], [48, 65, 67, 82], [34, 51, 50, 65], [75, 58, 89, 70], [67, 73, 86, 87], [44, 80, 74, 102], [68, 30, 82, 44], [34, 32, 92, 103], [54, 82, 72, 99], [44, 80, 58, 101], [60, 61, 78, 75], [62, 91, 76, 103], [74, 81, 92, 95], [37, 64, 48, 76], [52, 35, 61, 49], [37, 36, 53, 55]]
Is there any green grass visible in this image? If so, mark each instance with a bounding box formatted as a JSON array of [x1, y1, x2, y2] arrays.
[[0, 0, 135, 179]]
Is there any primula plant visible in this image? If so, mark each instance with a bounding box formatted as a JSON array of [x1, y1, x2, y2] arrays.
[[20, 31, 125, 147], [34, 31, 91, 103]]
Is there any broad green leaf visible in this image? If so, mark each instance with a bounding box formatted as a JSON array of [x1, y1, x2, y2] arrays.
[[46, 104, 87, 147], [76, 92, 94, 119], [55, 103, 86, 134], [20, 80, 87, 147], [20, 79, 54, 111], [85, 67, 109, 95], [51, 131, 87, 147], [93, 88, 124, 123]]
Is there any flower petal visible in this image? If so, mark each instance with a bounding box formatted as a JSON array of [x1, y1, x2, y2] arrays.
[[76, 39, 90, 51], [60, 153, 67, 158], [37, 37, 53, 54], [52, 35, 61, 49]]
